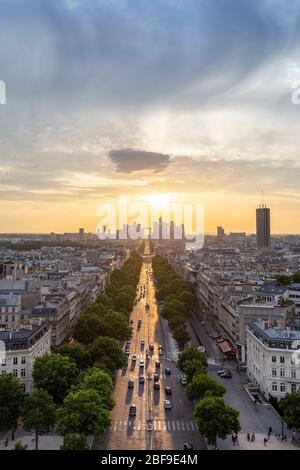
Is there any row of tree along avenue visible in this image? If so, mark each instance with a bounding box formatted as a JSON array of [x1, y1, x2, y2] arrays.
[[152, 255, 197, 348], [0, 251, 143, 450], [178, 345, 240, 449]]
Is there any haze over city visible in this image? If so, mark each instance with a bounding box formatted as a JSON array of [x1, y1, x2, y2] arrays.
[[1, 0, 300, 233]]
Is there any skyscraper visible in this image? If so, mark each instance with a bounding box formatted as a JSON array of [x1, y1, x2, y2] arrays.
[[256, 205, 271, 249]]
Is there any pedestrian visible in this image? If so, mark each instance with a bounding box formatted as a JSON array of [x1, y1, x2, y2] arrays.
[[4, 437, 8, 447], [268, 426, 272, 435], [284, 434, 287, 442], [232, 434, 236, 446], [292, 430, 296, 441], [247, 432, 250, 441], [251, 432, 255, 442], [264, 437, 268, 446]]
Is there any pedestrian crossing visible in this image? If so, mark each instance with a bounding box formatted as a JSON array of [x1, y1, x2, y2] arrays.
[[109, 419, 198, 433], [117, 370, 183, 381], [124, 353, 172, 360]]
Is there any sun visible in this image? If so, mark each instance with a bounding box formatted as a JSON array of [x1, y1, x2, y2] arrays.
[[146, 193, 170, 207]]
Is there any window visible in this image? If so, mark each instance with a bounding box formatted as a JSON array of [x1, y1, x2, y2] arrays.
[[291, 383, 297, 393], [13, 357, 18, 365], [272, 368, 277, 377], [272, 356, 276, 363], [12, 370, 18, 377], [21, 356, 26, 364], [20, 383, 26, 393], [1, 358, 6, 366], [280, 368, 285, 378], [280, 383, 286, 393], [280, 356, 285, 364], [12, 315, 15, 321], [291, 370, 296, 379], [272, 382, 277, 391], [21, 369, 26, 378]]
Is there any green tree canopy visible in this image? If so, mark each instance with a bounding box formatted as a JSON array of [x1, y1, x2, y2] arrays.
[[0, 373, 24, 437], [88, 336, 126, 371], [21, 389, 56, 450], [33, 353, 77, 403], [187, 374, 226, 401], [194, 396, 240, 448], [57, 389, 111, 437], [280, 390, 300, 431], [55, 342, 89, 370], [60, 433, 88, 450], [77, 367, 114, 410]]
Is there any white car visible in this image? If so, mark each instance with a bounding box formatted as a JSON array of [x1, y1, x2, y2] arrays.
[[164, 400, 172, 409], [139, 360, 145, 368], [132, 355, 137, 362], [181, 375, 187, 385]]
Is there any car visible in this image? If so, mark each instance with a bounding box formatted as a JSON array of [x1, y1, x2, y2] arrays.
[[139, 375, 145, 384], [132, 354, 137, 362], [149, 344, 154, 351], [153, 373, 159, 382], [164, 400, 172, 409], [125, 341, 131, 348], [181, 375, 187, 385], [125, 350, 130, 356], [130, 320, 134, 325], [217, 369, 226, 376], [139, 360, 144, 368], [129, 405, 136, 417], [140, 340, 145, 346], [158, 349, 163, 356], [165, 386, 172, 395], [138, 320, 142, 326], [155, 361, 160, 368], [220, 369, 232, 378], [158, 344, 163, 350], [128, 379, 134, 389], [165, 367, 171, 375], [183, 442, 193, 450], [154, 382, 160, 390]]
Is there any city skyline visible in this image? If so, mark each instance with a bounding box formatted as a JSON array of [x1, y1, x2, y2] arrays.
[[1, 1, 300, 234]]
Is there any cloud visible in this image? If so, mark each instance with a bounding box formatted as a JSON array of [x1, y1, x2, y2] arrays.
[[108, 149, 171, 173]]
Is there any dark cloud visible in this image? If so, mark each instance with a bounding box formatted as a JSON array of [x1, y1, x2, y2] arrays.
[[108, 149, 170, 173]]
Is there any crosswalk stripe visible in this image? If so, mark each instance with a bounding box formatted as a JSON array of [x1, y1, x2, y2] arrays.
[[190, 421, 195, 431], [176, 420, 180, 431], [167, 421, 171, 431], [172, 421, 176, 431], [110, 419, 198, 433], [182, 421, 185, 431], [158, 420, 161, 430]]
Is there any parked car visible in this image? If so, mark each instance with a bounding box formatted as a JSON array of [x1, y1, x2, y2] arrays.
[[129, 405, 136, 417], [164, 400, 172, 409], [132, 354, 137, 362], [154, 382, 160, 390], [139, 375, 145, 384], [139, 360, 144, 368], [217, 368, 226, 376], [181, 375, 187, 385], [183, 442, 193, 450], [155, 361, 160, 368], [220, 369, 232, 378], [128, 379, 134, 389], [165, 386, 172, 395], [165, 367, 171, 375], [153, 373, 159, 382]]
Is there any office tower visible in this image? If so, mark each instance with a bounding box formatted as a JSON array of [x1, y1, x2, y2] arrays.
[[217, 226, 225, 241], [256, 205, 271, 249]]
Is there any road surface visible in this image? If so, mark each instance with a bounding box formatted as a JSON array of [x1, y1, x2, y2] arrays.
[[94, 246, 206, 451]]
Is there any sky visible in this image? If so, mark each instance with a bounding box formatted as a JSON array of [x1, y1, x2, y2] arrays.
[[1, 0, 300, 234]]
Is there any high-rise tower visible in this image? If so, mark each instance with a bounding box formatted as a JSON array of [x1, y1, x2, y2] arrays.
[[256, 205, 271, 249]]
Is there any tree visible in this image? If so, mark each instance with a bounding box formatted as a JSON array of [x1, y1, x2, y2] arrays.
[[194, 397, 240, 448], [96, 293, 114, 310], [0, 373, 24, 439], [280, 390, 300, 431], [74, 311, 107, 344], [33, 353, 77, 403], [77, 367, 114, 410], [88, 336, 126, 371], [21, 390, 56, 450], [173, 326, 190, 348], [178, 346, 207, 371], [14, 441, 28, 450], [55, 342, 89, 370], [57, 389, 111, 437], [60, 433, 88, 450], [187, 374, 226, 401]]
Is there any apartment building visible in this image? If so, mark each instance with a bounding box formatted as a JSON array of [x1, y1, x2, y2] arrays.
[[247, 321, 300, 402]]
